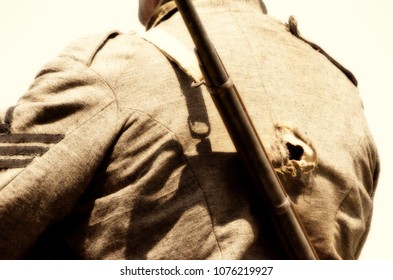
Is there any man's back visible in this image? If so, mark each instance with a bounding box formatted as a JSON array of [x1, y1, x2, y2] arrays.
[[0, 0, 379, 259]]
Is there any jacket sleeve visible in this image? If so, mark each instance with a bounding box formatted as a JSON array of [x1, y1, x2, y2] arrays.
[[0, 32, 120, 259], [335, 130, 380, 259]]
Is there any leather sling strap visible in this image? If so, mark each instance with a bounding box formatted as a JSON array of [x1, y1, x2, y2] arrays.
[[138, 27, 204, 85]]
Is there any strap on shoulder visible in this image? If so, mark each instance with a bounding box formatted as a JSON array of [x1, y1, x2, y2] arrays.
[[138, 27, 204, 85]]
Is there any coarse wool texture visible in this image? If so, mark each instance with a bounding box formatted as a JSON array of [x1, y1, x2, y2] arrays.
[[0, 0, 379, 259]]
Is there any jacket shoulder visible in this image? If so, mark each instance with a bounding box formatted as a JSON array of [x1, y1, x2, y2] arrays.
[[57, 30, 122, 66], [286, 16, 358, 86]]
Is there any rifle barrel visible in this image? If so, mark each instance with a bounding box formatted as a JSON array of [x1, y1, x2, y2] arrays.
[[174, 0, 318, 259]]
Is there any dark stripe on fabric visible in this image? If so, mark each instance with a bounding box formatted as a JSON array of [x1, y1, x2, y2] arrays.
[[0, 134, 64, 144], [0, 158, 34, 169], [0, 145, 49, 156]]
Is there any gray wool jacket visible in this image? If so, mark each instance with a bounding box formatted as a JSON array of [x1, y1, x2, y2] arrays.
[[0, 0, 379, 259]]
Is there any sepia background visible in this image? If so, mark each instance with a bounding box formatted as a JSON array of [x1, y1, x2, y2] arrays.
[[0, 0, 391, 259]]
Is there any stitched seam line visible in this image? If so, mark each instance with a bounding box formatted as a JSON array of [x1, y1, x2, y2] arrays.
[[332, 131, 374, 258], [0, 99, 116, 189], [121, 107, 224, 258], [287, 17, 358, 86], [62, 33, 223, 256], [334, 132, 367, 218]]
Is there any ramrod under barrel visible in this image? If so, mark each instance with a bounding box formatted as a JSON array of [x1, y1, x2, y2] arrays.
[[173, 0, 318, 260]]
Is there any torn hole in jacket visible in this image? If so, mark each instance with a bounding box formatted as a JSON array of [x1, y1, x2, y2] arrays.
[[271, 125, 318, 200]]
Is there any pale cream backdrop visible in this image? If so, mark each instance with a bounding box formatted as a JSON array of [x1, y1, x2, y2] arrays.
[[0, 0, 391, 259]]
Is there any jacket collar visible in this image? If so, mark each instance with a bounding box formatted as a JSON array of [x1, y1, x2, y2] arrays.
[[146, 0, 178, 30]]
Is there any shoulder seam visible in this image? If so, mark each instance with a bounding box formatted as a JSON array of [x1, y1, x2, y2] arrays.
[[86, 31, 121, 66], [287, 16, 358, 86], [55, 30, 122, 67]]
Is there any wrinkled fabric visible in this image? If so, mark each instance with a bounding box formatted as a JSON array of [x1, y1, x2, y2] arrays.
[[0, 0, 379, 259]]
